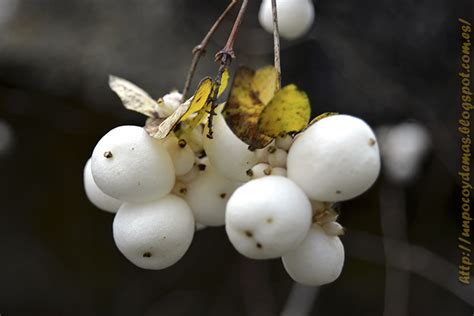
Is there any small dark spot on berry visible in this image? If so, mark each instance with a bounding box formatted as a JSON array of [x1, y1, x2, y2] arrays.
[[246, 169, 254, 177], [104, 151, 113, 159], [198, 164, 207, 171], [143, 252, 152, 258], [268, 146, 277, 154], [336, 190, 341, 194], [178, 139, 187, 148], [368, 138, 376, 146], [131, 147, 135, 151], [220, 193, 227, 199], [263, 167, 272, 175], [245, 230, 253, 237], [180, 188, 187, 194], [266, 218, 273, 224], [256, 243, 263, 249]]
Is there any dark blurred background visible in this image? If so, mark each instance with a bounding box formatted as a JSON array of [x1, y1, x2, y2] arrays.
[[0, 0, 472, 315]]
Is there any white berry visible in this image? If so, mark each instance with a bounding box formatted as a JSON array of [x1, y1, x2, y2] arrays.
[[282, 224, 344, 286], [163, 135, 195, 176], [225, 176, 312, 259], [268, 147, 288, 168], [203, 111, 258, 182], [91, 125, 175, 203], [287, 115, 380, 202], [113, 194, 194, 270], [259, 0, 315, 40], [185, 164, 239, 226], [83, 158, 121, 213]]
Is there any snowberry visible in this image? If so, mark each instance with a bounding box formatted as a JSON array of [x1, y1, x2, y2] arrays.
[[259, 0, 315, 40], [271, 167, 287, 177], [180, 124, 205, 154], [185, 164, 239, 227], [163, 135, 195, 176], [83, 159, 121, 213], [248, 163, 272, 179], [203, 111, 258, 182], [267, 146, 288, 168], [159, 91, 183, 117], [275, 134, 294, 151], [287, 115, 380, 202], [177, 164, 199, 183], [91, 125, 175, 203], [113, 194, 194, 270], [225, 176, 312, 259], [282, 224, 344, 286]]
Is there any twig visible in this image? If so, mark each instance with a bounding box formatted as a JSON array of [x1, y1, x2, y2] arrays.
[[207, 0, 249, 138], [271, 0, 281, 90], [181, 0, 238, 102]]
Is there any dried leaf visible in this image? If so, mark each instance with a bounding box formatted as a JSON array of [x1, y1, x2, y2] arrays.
[[144, 117, 164, 136], [109, 75, 159, 118], [258, 84, 311, 137], [152, 99, 191, 139], [223, 66, 273, 150]]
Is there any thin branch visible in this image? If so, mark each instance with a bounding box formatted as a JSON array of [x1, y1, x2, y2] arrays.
[[271, 0, 281, 90], [181, 0, 238, 102], [207, 0, 249, 138]]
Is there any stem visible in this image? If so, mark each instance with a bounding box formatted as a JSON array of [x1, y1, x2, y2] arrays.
[[271, 0, 282, 90], [181, 0, 238, 102], [207, 0, 249, 138]]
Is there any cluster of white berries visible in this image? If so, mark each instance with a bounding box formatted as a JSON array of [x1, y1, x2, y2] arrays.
[[259, 0, 315, 40], [84, 92, 380, 286]]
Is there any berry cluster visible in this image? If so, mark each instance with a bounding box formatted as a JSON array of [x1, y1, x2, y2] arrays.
[[84, 91, 380, 286]]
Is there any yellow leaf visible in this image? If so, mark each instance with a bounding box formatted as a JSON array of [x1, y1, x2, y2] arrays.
[[308, 112, 339, 127], [251, 66, 277, 105], [218, 67, 230, 97], [179, 77, 213, 122], [180, 68, 230, 135], [223, 66, 274, 149], [258, 84, 311, 137]]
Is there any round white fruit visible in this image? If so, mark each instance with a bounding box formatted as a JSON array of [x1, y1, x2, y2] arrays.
[[113, 194, 194, 270], [203, 111, 258, 182], [91, 125, 175, 203], [282, 224, 345, 286], [163, 135, 195, 176], [268, 147, 288, 168], [225, 176, 312, 259], [287, 115, 380, 202], [83, 158, 121, 213], [185, 164, 239, 227], [259, 0, 315, 40]]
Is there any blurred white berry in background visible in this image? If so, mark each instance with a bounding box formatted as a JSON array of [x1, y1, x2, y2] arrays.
[[225, 176, 312, 259], [259, 0, 315, 40], [376, 122, 431, 183], [83, 159, 121, 213], [287, 115, 380, 202], [203, 110, 258, 182], [91, 125, 175, 203], [113, 194, 195, 270], [282, 224, 344, 286]]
